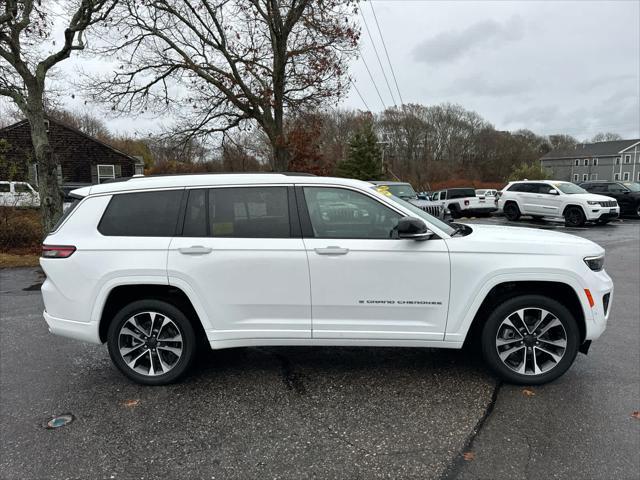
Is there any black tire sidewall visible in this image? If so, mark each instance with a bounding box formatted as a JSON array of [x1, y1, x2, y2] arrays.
[[564, 206, 585, 227], [504, 202, 520, 221], [107, 299, 197, 385], [481, 295, 580, 385]]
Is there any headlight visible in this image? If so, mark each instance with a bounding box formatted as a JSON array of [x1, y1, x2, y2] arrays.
[[587, 201, 599, 205], [584, 255, 605, 271]]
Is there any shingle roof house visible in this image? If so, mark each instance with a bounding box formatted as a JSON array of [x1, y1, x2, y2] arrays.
[[540, 139, 640, 183], [0, 118, 143, 187]]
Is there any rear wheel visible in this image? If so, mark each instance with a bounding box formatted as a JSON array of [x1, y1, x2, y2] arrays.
[[107, 299, 197, 385], [564, 206, 586, 227], [503, 202, 520, 221], [481, 295, 580, 385]]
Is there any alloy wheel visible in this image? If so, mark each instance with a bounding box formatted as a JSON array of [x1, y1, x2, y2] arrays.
[[118, 311, 184, 376], [495, 308, 567, 376]]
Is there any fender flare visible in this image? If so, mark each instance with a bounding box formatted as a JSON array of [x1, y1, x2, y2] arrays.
[[444, 271, 592, 342]]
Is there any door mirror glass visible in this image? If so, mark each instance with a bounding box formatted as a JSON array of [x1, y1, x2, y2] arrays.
[[395, 217, 433, 241]]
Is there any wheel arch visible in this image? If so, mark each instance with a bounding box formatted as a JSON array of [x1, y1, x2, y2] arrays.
[[460, 280, 587, 349], [98, 284, 207, 344], [562, 203, 586, 216]]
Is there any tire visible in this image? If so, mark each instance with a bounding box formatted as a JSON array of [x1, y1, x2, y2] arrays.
[[503, 202, 521, 221], [107, 299, 197, 385], [636, 204, 640, 218], [449, 205, 461, 219], [481, 295, 580, 385], [564, 206, 586, 227]]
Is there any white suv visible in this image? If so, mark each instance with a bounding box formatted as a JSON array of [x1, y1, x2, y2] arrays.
[[498, 180, 619, 227], [41, 174, 613, 385]]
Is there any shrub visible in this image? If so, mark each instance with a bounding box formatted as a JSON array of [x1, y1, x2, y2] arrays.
[[0, 207, 43, 251]]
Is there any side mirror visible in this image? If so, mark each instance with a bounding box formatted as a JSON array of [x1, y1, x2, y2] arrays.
[[395, 217, 433, 241], [549, 189, 559, 195]]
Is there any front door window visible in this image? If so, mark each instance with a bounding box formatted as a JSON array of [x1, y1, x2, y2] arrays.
[[302, 187, 402, 239]]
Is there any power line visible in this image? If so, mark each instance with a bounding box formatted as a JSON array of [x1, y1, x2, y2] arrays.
[[360, 9, 396, 106], [358, 51, 387, 111], [350, 78, 371, 112], [369, 1, 405, 107]]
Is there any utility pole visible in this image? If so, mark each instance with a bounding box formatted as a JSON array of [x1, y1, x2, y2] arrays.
[[377, 139, 390, 176]]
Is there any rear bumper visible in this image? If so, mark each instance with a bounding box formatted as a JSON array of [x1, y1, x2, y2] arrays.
[[43, 311, 102, 344]]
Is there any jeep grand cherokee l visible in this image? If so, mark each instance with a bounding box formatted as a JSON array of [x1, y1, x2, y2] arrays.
[[41, 174, 613, 385]]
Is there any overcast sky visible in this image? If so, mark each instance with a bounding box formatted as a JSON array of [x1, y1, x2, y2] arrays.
[[5, 0, 639, 141], [347, 0, 640, 139]]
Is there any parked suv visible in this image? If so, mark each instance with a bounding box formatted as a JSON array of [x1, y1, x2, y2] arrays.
[[370, 181, 447, 219], [498, 180, 620, 227], [579, 181, 640, 218], [41, 174, 613, 385]]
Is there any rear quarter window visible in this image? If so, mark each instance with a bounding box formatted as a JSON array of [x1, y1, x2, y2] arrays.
[[99, 190, 184, 237]]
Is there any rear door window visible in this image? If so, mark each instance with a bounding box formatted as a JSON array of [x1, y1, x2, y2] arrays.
[[182, 187, 291, 238], [99, 190, 183, 236]]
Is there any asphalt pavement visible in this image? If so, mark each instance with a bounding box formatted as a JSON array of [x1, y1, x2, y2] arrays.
[[0, 216, 638, 480]]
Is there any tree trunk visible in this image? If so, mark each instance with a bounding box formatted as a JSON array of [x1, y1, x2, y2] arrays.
[[272, 140, 290, 172], [26, 98, 63, 234]]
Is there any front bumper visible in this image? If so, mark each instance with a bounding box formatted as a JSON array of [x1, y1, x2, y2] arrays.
[[582, 269, 614, 341], [43, 311, 102, 344], [585, 206, 619, 221]]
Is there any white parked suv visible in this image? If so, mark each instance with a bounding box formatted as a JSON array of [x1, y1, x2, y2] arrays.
[[498, 180, 620, 227], [41, 174, 613, 385]]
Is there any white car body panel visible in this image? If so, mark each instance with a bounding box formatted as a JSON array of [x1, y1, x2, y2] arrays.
[[40, 174, 613, 355], [168, 236, 312, 340]]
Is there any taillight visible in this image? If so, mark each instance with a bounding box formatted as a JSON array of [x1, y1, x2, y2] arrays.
[[41, 245, 76, 258], [464, 200, 470, 206]]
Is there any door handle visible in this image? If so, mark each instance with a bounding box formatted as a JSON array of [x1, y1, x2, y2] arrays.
[[314, 246, 349, 255], [178, 246, 213, 255]]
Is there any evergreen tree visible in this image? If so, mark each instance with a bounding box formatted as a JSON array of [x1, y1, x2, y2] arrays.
[[335, 122, 383, 180]]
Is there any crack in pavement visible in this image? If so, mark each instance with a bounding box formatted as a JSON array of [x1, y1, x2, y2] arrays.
[[439, 380, 503, 480], [254, 348, 306, 395]]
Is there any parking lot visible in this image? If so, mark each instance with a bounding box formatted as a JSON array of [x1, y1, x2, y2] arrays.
[[1, 215, 639, 480]]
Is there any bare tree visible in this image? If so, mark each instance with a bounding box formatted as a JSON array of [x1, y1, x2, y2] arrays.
[[87, 0, 359, 171], [590, 132, 622, 143], [0, 0, 117, 231]]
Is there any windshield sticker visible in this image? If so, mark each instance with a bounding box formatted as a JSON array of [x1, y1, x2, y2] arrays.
[[375, 185, 393, 196]]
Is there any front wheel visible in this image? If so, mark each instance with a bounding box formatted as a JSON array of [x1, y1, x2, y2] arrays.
[[564, 206, 586, 227], [503, 202, 521, 221], [481, 295, 580, 385], [107, 299, 197, 385]]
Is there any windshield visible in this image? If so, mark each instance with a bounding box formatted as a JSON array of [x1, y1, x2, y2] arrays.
[[380, 184, 417, 199], [555, 183, 587, 194], [622, 182, 640, 192], [386, 194, 456, 236]]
